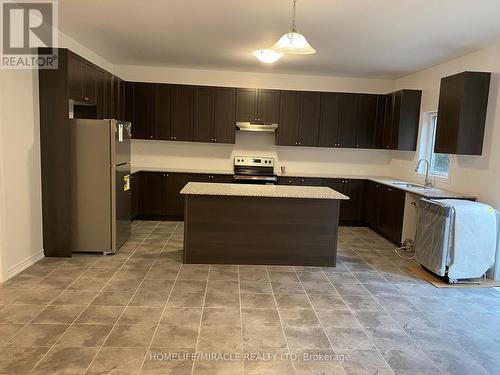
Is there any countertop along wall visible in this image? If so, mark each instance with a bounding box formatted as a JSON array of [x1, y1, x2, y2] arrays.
[[116, 64, 396, 177], [0, 32, 114, 282], [389, 42, 500, 209]]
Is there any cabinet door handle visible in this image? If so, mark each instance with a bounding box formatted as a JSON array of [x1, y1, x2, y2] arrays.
[[214, 138, 216, 142], [150, 135, 153, 139]]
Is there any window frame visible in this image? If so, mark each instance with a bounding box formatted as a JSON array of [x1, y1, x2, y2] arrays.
[[417, 112, 451, 180]]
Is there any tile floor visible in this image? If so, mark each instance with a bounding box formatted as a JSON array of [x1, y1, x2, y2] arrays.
[[0, 221, 499, 374]]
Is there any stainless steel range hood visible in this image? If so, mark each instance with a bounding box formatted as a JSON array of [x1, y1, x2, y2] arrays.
[[236, 122, 278, 132]]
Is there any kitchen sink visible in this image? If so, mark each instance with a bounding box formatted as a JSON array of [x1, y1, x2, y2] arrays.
[[392, 182, 431, 190]]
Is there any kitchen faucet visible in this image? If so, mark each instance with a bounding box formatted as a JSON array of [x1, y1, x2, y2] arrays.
[[415, 159, 433, 187]]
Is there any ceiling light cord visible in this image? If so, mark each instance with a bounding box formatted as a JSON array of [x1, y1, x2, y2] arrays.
[[290, 0, 297, 33]]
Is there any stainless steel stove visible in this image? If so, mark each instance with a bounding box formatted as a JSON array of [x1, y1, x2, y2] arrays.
[[233, 156, 277, 184]]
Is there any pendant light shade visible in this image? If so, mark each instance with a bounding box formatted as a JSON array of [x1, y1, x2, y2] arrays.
[[272, 31, 316, 55], [253, 49, 283, 63], [253, 0, 315, 63]]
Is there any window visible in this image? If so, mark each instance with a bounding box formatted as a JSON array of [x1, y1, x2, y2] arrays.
[[419, 113, 451, 178]]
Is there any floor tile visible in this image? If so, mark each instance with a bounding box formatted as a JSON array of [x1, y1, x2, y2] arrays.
[[365, 326, 415, 349], [241, 293, 276, 308], [151, 324, 199, 348], [336, 349, 389, 369], [241, 308, 281, 327], [193, 359, 244, 374], [325, 327, 374, 350], [7, 323, 68, 347], [12, 288, 62, 305], [105, 324, 157, 347], [160, 307, 202, 326], [271, 281, 305, 294], [87, 347, 147, 374], [309, 294, 349, 310], [243, 325, 287, 349], [198, 325, 242, 351], [118, 306, 163, 324], [0, 346, 50, 373], [75, 305, 124, 324], [316, 309, 361, 328], [33, 346, 98, 374], [204, 290, 240, 308], [51, 289, 98, 305], [0, 304, 43, 323], [284, 326, 331, 350], [0, 323, 24, 345], [202, 307, 240, 327], [57, 324, 113, 347], [279, 308, 320, 327], [239, 281, 272, 294], [274, 294, 312, 309], [91, 290, 135, 306], [380, 349, 437, 370], [168, 292, 205, 308], [33, 304, 86, 324], [141, 348, 194, 375]]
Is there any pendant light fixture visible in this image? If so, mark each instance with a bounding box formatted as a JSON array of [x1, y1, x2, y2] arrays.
[[272, 0, 316, 55], [253, 49, 283, 63], [252, 0, 315, 63]]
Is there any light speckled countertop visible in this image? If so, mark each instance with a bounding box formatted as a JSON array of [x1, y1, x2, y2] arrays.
[[131, 166, 475, 200], [131, 166, 233, 175], [279, 173, 476, 200], [181, 182, 350, 200]]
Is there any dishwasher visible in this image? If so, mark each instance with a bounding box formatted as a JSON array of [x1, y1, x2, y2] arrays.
[[414, 198, 500, 283]]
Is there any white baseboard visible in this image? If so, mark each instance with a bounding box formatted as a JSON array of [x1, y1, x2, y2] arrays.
[[7, 249, 45, 279]]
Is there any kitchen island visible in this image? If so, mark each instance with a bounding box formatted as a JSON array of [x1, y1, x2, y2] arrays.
[[180, 182, 349, 266]]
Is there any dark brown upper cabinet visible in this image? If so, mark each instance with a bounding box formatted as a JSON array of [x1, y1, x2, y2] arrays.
[[382, 89, 422, 151], [276, 91, 320, 147], [236, 88, 281, 123], [435, 71, 491, 155], [100, 71, 112, 119], [67, 53, 98, 105], [171, 85, 194, 141], [156, 83, 173, 140], [298, 92, 321, 147], [194, 87, 236, 144], [213, 87, 236, 143], [131, 82, 156, 140], [355, 94, 380, 149], [318, 93, 341, 147], [276, 91, 301, 146], [338, 93, 358, 148]]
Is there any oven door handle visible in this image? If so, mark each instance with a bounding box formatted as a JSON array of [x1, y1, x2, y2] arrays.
[[233, 175, 278, 182]]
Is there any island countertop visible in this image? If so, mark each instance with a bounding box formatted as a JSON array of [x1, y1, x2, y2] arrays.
[[181, 182, 350, 200]]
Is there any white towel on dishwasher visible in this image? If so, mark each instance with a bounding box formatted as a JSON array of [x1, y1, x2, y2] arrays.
[[439, 199, 497, 280]]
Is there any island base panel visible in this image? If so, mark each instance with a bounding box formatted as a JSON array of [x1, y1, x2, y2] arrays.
[[183, 195, 338, 266]]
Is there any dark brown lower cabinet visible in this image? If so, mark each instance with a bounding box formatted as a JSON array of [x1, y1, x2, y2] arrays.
[[131, 172, 139, 220], [161, 173, 194, 217], [138, 172, 163, 216], [363, 180, 405, 245], [324, 179, 365, 224], [134, 172, 234, 219], [133, 170, 405, 246], [277, 177, 302, 186]]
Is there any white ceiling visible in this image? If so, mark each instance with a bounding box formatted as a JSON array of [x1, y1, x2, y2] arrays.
[[58, 0, 500, 78]]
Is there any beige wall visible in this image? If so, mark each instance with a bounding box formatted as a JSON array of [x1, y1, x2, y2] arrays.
[[117, 64, 396, 177], [0, 32, 114, 281], [389, 42, 500, 208], [2, 33, 500, 281]]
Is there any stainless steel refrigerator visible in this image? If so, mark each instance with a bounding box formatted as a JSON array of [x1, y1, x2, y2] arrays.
[[69, 119, 131, 254]]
